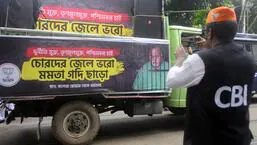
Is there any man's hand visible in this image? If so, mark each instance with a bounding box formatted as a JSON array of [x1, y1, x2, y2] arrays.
[[196, 36, 206, 44], [196, 36, 208, 49], [175, 46, 187, 66], [175, 46, 187, 58]]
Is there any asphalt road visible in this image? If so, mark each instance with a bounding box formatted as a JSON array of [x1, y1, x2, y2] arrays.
[[0, 105, 257, 145]]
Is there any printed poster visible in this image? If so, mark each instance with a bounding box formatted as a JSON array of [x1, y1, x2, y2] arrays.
[[36, 0, 134, 36], [0, 36, 169, 97]]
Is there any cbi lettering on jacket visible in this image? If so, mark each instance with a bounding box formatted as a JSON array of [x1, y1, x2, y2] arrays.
[[214, 85, 248, 108]]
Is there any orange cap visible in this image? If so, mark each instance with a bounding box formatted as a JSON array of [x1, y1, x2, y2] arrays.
[[206, 6, 237, 24]]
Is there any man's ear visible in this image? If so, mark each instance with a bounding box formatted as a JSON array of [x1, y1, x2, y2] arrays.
[[207, 30, 212, 40], [204, 29, 212, 48]]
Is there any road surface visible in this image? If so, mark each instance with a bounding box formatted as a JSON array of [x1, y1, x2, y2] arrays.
[[0, 105, 257, 145]]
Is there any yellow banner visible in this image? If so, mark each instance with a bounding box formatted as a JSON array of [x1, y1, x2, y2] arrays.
[[22, 58, 125, 82], [36, 19, 133, 36]]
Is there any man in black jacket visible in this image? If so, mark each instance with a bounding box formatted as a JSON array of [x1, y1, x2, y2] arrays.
[[166, 6, 255, 145]]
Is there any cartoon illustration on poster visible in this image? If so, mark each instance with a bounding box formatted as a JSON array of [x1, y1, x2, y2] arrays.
[[133, 47, 169, 91], [36, 0, 134, 36]]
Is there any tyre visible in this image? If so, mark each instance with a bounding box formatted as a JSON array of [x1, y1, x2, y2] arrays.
[[52, 101, 100, 145], [168, 107, 186, 115]]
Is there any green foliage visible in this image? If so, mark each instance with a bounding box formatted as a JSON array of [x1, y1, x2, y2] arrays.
[[165, 0, 257, 33], [192, 0, 234, 28], [192, 9, 209, 28], [165, 0, 198, 27], [218, 0, 234, 7], [246, 0, 257, 33]]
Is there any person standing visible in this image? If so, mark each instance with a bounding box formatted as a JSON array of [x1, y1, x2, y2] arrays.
[[166, 6, 255, 145]]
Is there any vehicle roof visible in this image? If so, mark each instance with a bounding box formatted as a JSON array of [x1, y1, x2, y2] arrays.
[[235, 33, 257, 42], [169, 25, 257, 42], [169, 25, 202, 33]]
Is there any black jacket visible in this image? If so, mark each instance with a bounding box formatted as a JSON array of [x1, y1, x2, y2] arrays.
[[184, 42, 255, 145]]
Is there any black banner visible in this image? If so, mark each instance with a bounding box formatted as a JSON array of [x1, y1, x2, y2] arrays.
[[0, 36, 170, 97], [36, 0, 134, 36]]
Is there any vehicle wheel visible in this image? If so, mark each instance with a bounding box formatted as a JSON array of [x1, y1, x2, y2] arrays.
[[168, 107, 186, 115], [52, 101, 100, 145]]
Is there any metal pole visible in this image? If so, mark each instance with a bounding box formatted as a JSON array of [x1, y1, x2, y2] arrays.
[[243, 4, 246, 33], [239, 0, 246, 33], [5, 0, 13, 27], [243, 0, 246, 33]]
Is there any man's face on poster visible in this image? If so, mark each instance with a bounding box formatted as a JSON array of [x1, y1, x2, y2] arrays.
[[150, 48, 162, 70]]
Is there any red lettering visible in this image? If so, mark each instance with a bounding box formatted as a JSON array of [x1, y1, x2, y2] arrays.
[[39, 5, 130, 23], [26, 47, 120, 58]]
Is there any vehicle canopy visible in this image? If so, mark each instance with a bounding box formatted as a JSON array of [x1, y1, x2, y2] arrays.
[[0, 0, 171, 99]]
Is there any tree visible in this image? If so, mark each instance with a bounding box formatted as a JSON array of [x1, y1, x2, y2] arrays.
[[165, 0, 199, 27], [245, 0, 257, 33], [192, 0, 234, 28], [165, 0, 234, 28], [165, 0, 257, 34], [229, 0, 257, 33]]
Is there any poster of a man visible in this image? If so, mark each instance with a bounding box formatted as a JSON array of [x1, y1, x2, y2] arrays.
[[133, 47, 169, 91]]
